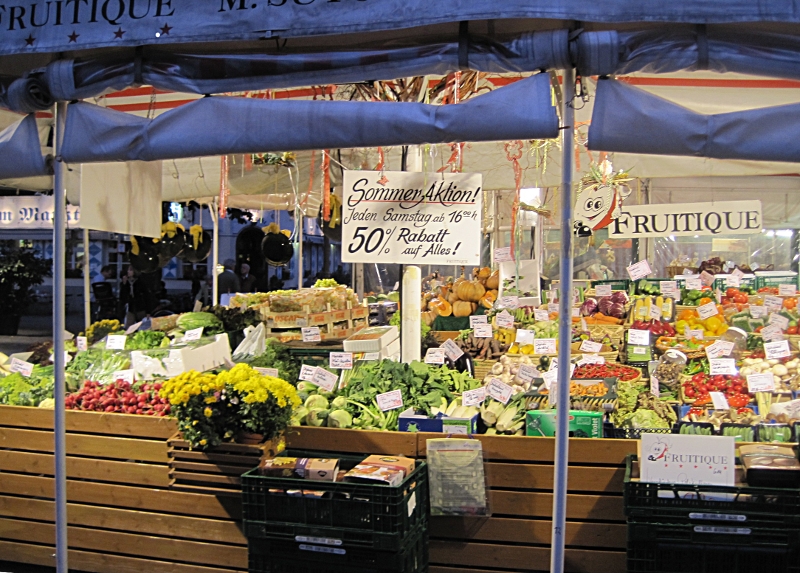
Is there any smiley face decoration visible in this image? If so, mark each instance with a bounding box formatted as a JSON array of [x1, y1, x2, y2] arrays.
[[573, 160, 632, 237]]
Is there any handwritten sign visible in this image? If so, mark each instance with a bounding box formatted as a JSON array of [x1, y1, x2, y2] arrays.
[[106, 335, 127, 350], [441, 339, 464, 361], [299, 364, 317, 382], [579, 354, 605, 365], [329, 352, 354, 370], [706, 341, 734, 359], [495, 310, 514, 328], [533, 339, 557, 355], [425, 348, 445, 364], [686, 277, 702, 290], [312, 368, 339, 392], [725, 275, 741, 288], [649, 304, 662, 320], [255, 367, 280, 378], [76, 336, 88, 352], [768, 313, 790, 331], [183, 327, 204, 342], [697, 302, 719, 320], [761, 324, 785, 342], [487, 378, 514, 404], [710, 391, 730, 410], [779, 284, 797, 296], [765, 339, 791, 359], [113, 369, 135, 384], [541, 368, 558, 389], [469, 323, 491, 338], [580, 340, 603, 353], [660, 281, 678, 298], [516, 365, 538, 385], [376, 389, 404, 411], [765, 295, 783, 312], [595, 285, 612, 297], [700, 271, 715, 287], [627, 260, 652, 281], [709, 359, 737, 376], [301, 327, 322, 342], [747, 373, 776, 393], [547, 303, 558, 313], [515, 329, 534, 345], [493, 246, 513, 263], [685, 327, 704, 340], [9, 357, 33, 377], [533, 309, 550, 322], [650, 376, 660, 397], [628, 329, 651, 346], [469, 315, 488, 327], [499, 296, 519, 309], [750, 306, 768, 319], [462, 387, 486, 407]]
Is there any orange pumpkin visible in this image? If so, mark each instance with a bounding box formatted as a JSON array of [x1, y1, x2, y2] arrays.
[[475, 267, 492, 281], [421, 310, 437, 326], [456, 280, 485, 302], [485, 270, 500, 290], [437, 298, 453, 317], [480, 290, 496, 309], [452, 300, 474, 317]]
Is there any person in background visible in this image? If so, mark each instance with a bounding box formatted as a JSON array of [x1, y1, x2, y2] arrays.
[[195, 275, 212, 308], [217, 259, 241, 303], [239, 263, 256, 293], [100, 265, 115, 282], [119, 265, 147, 327]]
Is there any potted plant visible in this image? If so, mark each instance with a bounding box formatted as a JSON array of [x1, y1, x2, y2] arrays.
[[0, 245, 51, 335]]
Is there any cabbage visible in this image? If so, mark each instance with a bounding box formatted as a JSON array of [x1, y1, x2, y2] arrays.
[[627, 409, 671, 429], [610, 291, 628, 304], [609, 302, 626, 319], [580, 298, 598, 316], [598, 297, 613, 315]]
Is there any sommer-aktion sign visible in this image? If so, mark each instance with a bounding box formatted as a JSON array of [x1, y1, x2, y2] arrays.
[[341, 171, 482, 265], [608, 200, 762, 239]]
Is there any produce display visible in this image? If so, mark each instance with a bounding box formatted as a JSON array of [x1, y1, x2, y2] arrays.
[[612, 381, 677, 429], [454, 330, 508, 360], [421, 266, 498, 324], [681, 373, 751, 407], [0, 366, 54, 407], [231, 285, 360, 313], [66, 380, 169, 415], [579, 292, 628, 323], [573, 363, 641, 382]]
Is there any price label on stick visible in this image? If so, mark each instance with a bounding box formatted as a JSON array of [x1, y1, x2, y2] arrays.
[[761, 324, 784, 342], [685, 327, 704, 340], [499, 296, 519, 310], [768, 313, 790, 331], [579, 354, 605, 365], [595, 285, 612, 297], [495, 310, 514, 328], [516, 364, 538, 385], [627, 260, 652, 281], [579, 340, 603, 353], [469, 315, 488, 328], [628, 329, 650, 346], [547, 303, 558, 313], [515, 329, 534, 345], [706, 340, 734, 359], [125, 321, 142, 335], [113, 369, 135, 384], [299, 364, 317, 382], [361, 352, 380, 361], [255, 367, 280, 378], [425, 348, 445, 364], [441, 338, 464, 361], [462, 387, 486, 407], [747, 373, 776, 393], [750, 305, 768, 319], [376, 389, 403, 412], [649, 304, 662, 320], [76, 336, 88, 352], [312, 368, 339, 392], [765, 295, 783, 312], [697, 302, 719, 320], [301, 327, 322, 343], [183, 327, 204, 342], [473, 323, 493, 338], [765, 339, 791, 359], [533, 339, 557, 355], [700, 271, 715, 287], [709, 359, 737, 376], [779, 284, 797, 296], [660, 281, 678, 297], [493, 246, 513, 263], [726, 275, 741, 288], [710, 391, 730, 411], [650, 376, 660, 397], [487, 378, 513, 404], [686, 277, 702, 290], [533, 309, 550, 322], [542, 368, 559, 388], [106, 335, 127, 350], [9, 357, 33, 377], [329, 352, 354, 370]]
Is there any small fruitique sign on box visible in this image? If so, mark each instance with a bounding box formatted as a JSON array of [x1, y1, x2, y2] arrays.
[[638, 433, 735, 486]]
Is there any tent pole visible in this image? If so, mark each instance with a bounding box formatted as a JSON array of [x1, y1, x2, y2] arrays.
[[297, 213, 304, 288], [211, 201, 219, 304], [83, 226, 91, 330], [550, 68, 575, 573], [53, 100, 69, 573]]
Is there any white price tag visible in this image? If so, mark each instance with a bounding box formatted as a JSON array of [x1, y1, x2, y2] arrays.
[[579, 354, 605, 365], [709, 359, 737, 376], [579, 340, 603, 353], [547, 303, 559, 313], [183, 327, 204, 342], [779, 284, 797, 296], [725, 275, 741, 288], [473, 324, 493, 338], [534, 309, 550, 322], [730, 267, 745, 280], [548, 358, 558, 371], [580, 318, 588, 332], [299, 364, 318, 382], [376, 389, 404, 411], [705, 340, 734, 359], [633, 346, 647, 355], [487, 378, 514, 404], [499, 296, 519, 309], [462, 387, 486, 407], [441, 339, 464, 361], [747, 373, 776, 393], [329, 352, 354, 370], [516, 364, 539, 384], [685, 327, 704, 340], [112, 369, 136, 384], [533, 339, 557, 355], [493, 246, 513, 262], [750, 305, 768, 319], [686, 278, 703, 290], [301, 327, 322, 342], [650, 376, 660, 397], [361, 352, 380, 361], [255, 367, 280, 378], [515, 329, 534, 345], [764, 339, 791, 359], [700, 271, 715, 287], [541, 368, 559, 388], [469, 315, 488, 327], [627, 260, 653, 281], [105, 335, 127, 350], [495, 310, 515, 328], [76, 336, 88, 352], [595, 285, 612, 297], [660, 281, 678, 297], [761, 324, 784, 342], [424, 348, 446, 364], [710, 391, 730, 410], [697, 302, 719, 320], [571, 307, 580, 318], [649, 304, 662, 320], [125, 321, 142, 335], [49, 351, 72, 365], [628, 329, 651, 346], [311, 368, 339, 392], [765, 295, 783, 311], [9, 357, 33, 377], [768, 313, 790, 331]]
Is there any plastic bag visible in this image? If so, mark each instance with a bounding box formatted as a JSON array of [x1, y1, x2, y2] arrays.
[[426, 437, 489, 516]]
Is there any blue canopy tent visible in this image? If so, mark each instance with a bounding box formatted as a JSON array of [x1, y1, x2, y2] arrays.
[[1, 5, 800, 573]]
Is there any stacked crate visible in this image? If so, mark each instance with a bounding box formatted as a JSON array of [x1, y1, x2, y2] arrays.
[[624, 454, 800, 573], [241, 451, 429, 573]]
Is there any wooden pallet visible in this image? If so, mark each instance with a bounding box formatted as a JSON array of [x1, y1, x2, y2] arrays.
[[167, 433, 284, 494]]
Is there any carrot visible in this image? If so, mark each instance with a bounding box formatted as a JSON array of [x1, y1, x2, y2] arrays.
[[593, 313, 623, 324]]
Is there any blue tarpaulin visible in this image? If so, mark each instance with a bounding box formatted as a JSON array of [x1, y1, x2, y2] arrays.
[[0, 114, 49, 179], [61, 72, 558, 163]]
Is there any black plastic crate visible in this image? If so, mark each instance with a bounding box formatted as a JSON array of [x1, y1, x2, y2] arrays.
[[608, 426, 674, 439], [625, 455, 800, 524], [629, 519, 800, 547], [248, 523, 428, 573], [242, 451, 428, 551], [628, 539, 800, 573]]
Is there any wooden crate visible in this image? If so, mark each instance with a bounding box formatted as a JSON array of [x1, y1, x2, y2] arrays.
[[167, 433, 284, 495]]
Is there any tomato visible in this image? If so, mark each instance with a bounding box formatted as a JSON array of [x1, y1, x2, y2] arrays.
[[698, 297, 713, 306], [684, 388, 696, 398], [788, 326, 799, 335], [734, 293, 749, 304], [726, 288, 739, 299]]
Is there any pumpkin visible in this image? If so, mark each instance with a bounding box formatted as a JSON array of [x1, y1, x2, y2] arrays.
[[421, 311, 437, 326], [480, 290, 496, 309], [448, 291, 460, 305], [437, 298, 453, 317], [476, 267, 492, 281], [485, 270, 500, 290], [456, 280, 486, 302], [452, 300, 473, 318]]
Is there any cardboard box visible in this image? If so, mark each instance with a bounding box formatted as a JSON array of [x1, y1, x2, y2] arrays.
[[304, 458, 340, 481], [525, 409, 603, 438], [398, 408, 478, 434], [361, 455, 415, 478], [344, 464, 404, 486], [131, 334, 232, 379], [258, 457, 340, 481]]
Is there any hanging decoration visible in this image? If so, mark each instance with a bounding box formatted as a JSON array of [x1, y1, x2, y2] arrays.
[[219, 155, 229, 218], [156, 221, 186, 267], [317, 193, 342, 243], [504, 140, 524, 254], [301, 149, 316, 210], [128, 236, 160, 273], [179, 225, 213, 263], [261, 222, 294, 267], [573, 159, 633, 238], [322, 149, 331, 220]]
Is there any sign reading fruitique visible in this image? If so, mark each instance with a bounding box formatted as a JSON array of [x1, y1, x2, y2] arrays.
[[342, 171, 482, 265], [639, 433, 735, 486]]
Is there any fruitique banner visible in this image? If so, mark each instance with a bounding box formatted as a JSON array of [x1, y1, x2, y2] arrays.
[[341, 170, 482, 266], [608, 200, 762, 239], [0, 195, 80, 228]]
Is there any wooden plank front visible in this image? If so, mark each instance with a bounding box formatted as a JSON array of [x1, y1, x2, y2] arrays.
[[489, 491, 624, 521], [0, 405, 177, 438], [485, 463, 624, 492], [285, 426, 417, 456]]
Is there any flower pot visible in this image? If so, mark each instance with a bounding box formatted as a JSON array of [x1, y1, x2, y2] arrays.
[[237, 432, 265, 444], [0, 314, 22, 335]]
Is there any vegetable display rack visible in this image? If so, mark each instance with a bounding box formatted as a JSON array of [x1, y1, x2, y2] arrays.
[[259, 301, 369, 341], [167, 433, 284, 495]]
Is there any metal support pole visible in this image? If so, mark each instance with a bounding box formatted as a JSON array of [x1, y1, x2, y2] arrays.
[[53, 101, 69, 573], [297, 213, 304, 288], [550, 68, 575, 573], [211, 202, 219, 304], [83, 226, 91, 330]]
